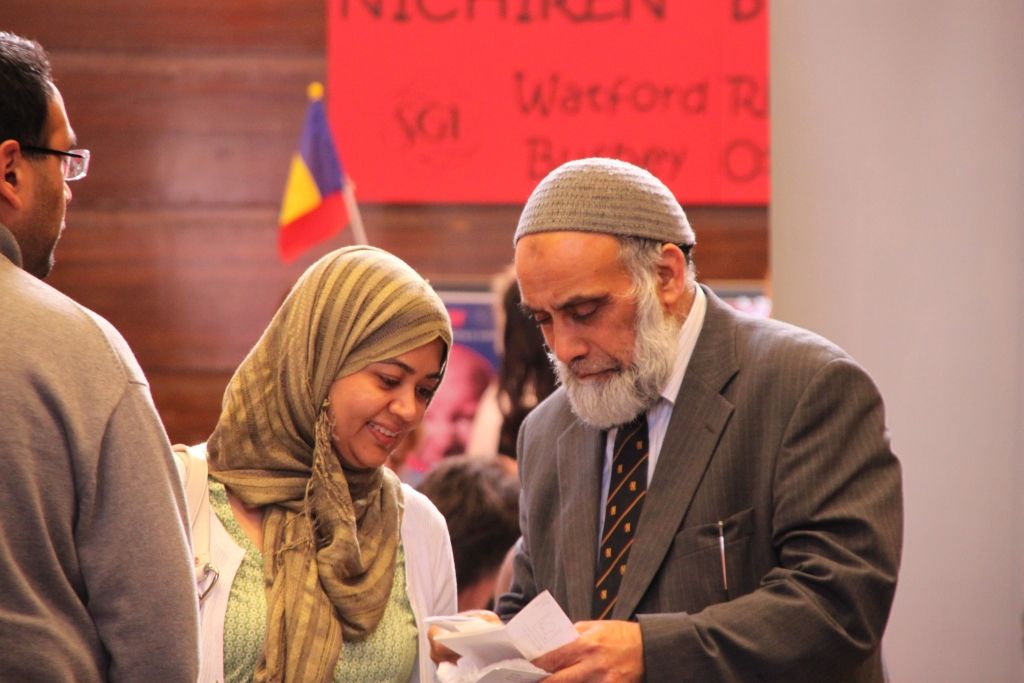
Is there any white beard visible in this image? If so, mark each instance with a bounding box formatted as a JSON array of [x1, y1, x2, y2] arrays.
[[551, 289, 681, 429]]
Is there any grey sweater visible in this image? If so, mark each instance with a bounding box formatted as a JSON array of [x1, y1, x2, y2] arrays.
[[0, 224, 200, 681]]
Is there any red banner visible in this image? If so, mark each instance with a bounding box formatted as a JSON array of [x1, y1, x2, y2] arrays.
[[327, 0, 768, 204]]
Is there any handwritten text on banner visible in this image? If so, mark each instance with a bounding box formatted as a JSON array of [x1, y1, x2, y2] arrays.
[[327, 0, 768, 204]]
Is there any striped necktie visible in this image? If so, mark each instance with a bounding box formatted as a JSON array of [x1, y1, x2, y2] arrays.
[[592, 413, 649, 620]]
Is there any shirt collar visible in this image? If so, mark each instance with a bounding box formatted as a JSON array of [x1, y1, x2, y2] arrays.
[[660, 284, 707, 406], [0, 221, 23, 268]]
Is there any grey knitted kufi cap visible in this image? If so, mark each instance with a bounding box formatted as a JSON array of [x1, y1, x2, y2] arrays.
[[513, 157, 695, 246]]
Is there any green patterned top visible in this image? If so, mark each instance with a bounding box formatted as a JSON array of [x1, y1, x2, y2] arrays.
[[209, 478, 418, 683]]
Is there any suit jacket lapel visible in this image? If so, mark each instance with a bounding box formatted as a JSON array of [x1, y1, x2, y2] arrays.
[[613, 287, 740, 620], [556, 419, 603, 621]]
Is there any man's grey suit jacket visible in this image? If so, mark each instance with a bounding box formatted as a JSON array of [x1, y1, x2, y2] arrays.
[[496, 286, 902, 682]]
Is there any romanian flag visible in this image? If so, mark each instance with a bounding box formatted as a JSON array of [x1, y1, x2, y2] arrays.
[[277, 82, 349, 262]]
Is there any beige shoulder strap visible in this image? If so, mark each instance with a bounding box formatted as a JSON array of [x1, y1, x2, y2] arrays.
[[172, 443, 218, 600]]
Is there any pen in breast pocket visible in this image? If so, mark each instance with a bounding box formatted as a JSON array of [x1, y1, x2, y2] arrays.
[[718, 520, 729, 592]]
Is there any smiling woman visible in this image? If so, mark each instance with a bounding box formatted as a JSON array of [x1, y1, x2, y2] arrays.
[[172, 245, 457, 683], [329, 339, 445, 470]]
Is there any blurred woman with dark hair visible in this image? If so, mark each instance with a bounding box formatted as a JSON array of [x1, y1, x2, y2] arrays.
[[469, 269, 557, 458]]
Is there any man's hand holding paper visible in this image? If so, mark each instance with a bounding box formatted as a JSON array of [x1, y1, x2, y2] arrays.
[[427, 591, 579, 682], [531, 620, 643, 683]]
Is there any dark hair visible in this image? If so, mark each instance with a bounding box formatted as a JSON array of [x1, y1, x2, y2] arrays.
[[0, 32, 54, 149], [497, 280, 557, 457], [416, 455, 520, 591]]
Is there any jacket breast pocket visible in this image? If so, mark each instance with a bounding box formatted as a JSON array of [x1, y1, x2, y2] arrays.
[[652, 507, 756, 611]]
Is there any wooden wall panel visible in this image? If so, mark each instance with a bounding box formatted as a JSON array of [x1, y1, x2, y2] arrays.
[[53, 53, 322, 207], [1, 0, 325, 52], [2, 2, 768, 443], [149, 371, 235, 445]]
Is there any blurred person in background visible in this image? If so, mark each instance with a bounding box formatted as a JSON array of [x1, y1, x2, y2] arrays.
[[401, 343, 494, 483], [417, 455, 520, 612], [468, 268, 557, 459]]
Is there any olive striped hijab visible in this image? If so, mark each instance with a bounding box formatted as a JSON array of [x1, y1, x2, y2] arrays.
[[207, 246, 452, 682]]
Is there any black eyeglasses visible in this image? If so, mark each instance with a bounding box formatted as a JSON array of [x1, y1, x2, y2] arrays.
[[21, 145, 90, 181]]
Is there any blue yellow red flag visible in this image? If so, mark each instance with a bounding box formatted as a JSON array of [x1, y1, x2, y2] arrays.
[[277, 82, 349, 262]]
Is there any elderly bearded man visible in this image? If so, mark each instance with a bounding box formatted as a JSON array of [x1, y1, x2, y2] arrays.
[[435, 158, 903, 682]]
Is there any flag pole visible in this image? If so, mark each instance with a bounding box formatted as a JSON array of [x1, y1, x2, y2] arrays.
[[342, 177, 368, 245]]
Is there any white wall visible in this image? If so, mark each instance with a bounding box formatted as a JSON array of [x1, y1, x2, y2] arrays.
[[770, 2, 1024, 681]]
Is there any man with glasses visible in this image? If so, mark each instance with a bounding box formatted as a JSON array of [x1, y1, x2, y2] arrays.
[[0, 31, 199, 681]]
